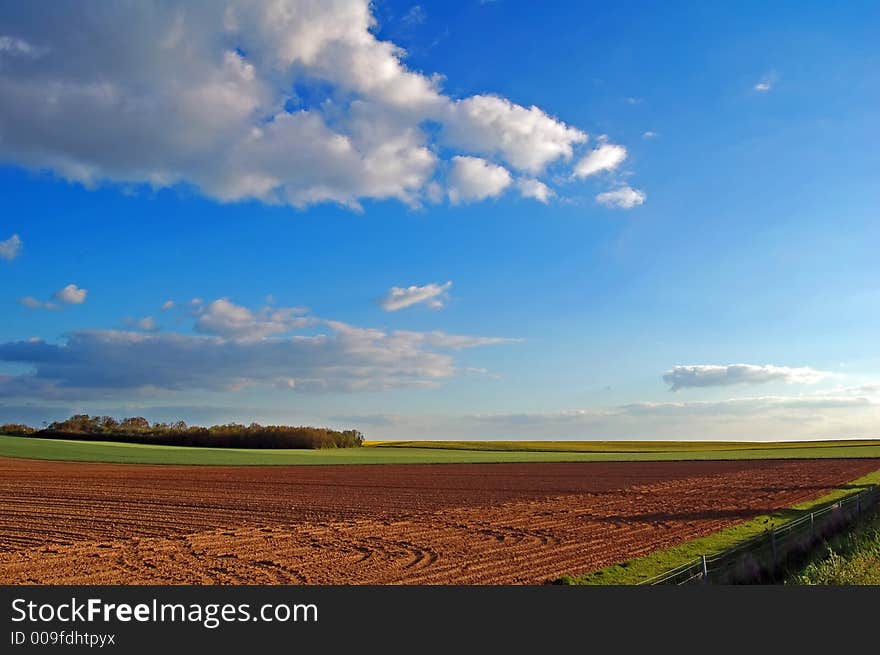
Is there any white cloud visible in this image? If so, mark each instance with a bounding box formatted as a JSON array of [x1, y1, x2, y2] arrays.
[[453, 388, 880, 441], [19, 284, 86, 309], [160, 300, 175, 311], [830, 382, 880, 397], [404, 331, 521, 349], [573, 143, 627, 178], [53, 284, 87, 304], [18, 296, 59, 311], [424, 180, 444, 204], [447, 156, 512, 204], [380, 281, 452, 311], [0, 303, 519, 397], [124, 316, 159, 332], [0, 2, 622, 210], [445, 95, 587, 174], [194, 298, 313, 340], [139, 317, 158, 332], [0, 234, 22, 261], [663, 364, 833, 391], [516, 178, 553, 203], [754, 72, 777, 92], [595, 186, 646, 209], [0, 35, 40, 57], [620, 395, 872, 415], [642, 131, 658, 139], [401, 5, 427, 27]]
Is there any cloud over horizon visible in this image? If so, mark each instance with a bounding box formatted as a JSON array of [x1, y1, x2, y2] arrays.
[[454, 388, 880, 440], [0, 298, 519, 399], [664, 364, 833, 391]]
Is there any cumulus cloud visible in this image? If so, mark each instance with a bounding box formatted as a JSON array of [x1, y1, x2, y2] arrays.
[[642, 131, 658, 139], [0, 234, 22, 261], [194, 298, 313, 340], [0, 304, 519, 398], [574, 143, 627, 178], [380, 281, 452, 311], [447, 156, 512, 204], [516, 178, 553, 203], [19, 285, 85, 309], [0, 1, 626, 210], [160, 300, 175, 311], [53, 284, 87, 304], [663, 364, 833, 391], [444, 95, 587, 174], [595, 186, 646, 209]]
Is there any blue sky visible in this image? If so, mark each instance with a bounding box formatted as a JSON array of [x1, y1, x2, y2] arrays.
[[1, 1, 878, 439]]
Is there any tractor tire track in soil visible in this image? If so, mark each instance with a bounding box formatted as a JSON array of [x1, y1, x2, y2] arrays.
[[1, 457, 878, 584]]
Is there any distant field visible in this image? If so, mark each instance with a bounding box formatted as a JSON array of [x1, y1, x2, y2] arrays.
[[372, 439, 880, 453], [2, 434, 880, 465]]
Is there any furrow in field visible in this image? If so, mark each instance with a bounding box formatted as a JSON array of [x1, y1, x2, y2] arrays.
[[1, 457, 878, 584]]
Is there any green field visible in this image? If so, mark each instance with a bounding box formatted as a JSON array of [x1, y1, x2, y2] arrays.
[[2, 434, 880, 466], [373, 439, 880, 453]]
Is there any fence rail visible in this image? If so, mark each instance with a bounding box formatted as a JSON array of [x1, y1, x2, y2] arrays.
[[640, 484, 880, 585]]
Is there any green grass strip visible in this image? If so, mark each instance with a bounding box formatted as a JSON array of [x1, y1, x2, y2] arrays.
[[563, 468, 880, 585], [3, 434, 880, 466], [787, 507, 880, 585]]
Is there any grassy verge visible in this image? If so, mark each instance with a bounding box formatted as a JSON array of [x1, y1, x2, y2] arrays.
[[562, 468, 880, 585], [786, 507, 880, 585], [3, 434, 880, 465]]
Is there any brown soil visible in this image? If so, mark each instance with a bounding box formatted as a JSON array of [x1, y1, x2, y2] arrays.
[[1, 457, 877, 584]]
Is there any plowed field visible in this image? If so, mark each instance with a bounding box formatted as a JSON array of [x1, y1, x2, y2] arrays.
[[1, 456, 877, 584]]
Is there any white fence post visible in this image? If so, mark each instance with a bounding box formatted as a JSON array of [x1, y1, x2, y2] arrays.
[[770, 529, 777, 570]]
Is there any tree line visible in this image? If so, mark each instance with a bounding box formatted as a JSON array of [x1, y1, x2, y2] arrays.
[[0, 415, 365, 449]]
